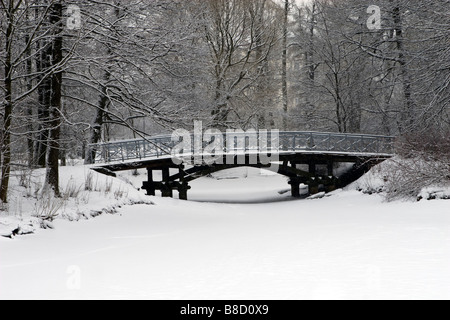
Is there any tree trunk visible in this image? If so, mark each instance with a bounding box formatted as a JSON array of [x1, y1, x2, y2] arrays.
[[35, 29, 51, 168], [303, 2, 317, 130], [282, 0, 289, 131], [45, 1, 63, 196], [25, 7, 35, 168], [86, 73, 110, 164], [307, 2, 316, 83], [392, 4, 414, 133], [0, 0, 14, 203], [255, 0, 268, 130]]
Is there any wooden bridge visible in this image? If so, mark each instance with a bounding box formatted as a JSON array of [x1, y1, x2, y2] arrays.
[[90, 131, 395, 200]]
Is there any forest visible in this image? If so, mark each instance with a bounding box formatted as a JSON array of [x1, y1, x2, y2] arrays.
[[1, 0, 449, 204]]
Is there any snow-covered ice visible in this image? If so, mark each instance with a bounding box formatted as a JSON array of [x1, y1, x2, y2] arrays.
[[0, 168, 449, 300]]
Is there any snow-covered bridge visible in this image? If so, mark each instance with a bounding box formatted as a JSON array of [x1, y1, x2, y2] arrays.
[[91, 131, 395, 200]]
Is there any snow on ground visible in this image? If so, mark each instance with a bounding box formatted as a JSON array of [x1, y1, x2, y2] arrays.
[[0, 164, 151, 238], [0, 167, 449, 300]]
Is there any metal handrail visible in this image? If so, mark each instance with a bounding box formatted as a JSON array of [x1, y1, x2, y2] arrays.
[[89, 131, 395, 163]]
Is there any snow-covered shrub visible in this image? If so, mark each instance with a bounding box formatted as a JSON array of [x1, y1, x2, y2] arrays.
[[85, 171, 96, 191], [114, 186, 128, 200], [104, 178, 113, 195], [18, 168, 32, 189], [63, 177, 82, 199], [33, 193, 65, 222], [385, 130, 450, 201], [352, 161, 388, 195]]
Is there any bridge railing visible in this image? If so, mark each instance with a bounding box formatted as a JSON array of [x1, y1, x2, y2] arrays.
[[89, 132, 395, 163], [280, 132, 394, 155]]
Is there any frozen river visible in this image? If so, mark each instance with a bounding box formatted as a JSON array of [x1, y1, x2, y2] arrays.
[[1, 170, 449, 300]]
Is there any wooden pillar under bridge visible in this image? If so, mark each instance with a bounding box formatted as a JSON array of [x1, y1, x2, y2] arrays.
[[309, 161, 316, 176], [289, 178, 301, 198], [308, 177, 319, 195], [161, 184, 173, 198], [162, 167, 170, 181], [178, 183, 191, 201], [178, 165, 191, 201], [326, 161, 337, 193], [289, 176, 307, 198], [306, 160, 319, 195], [327, 161, 334, 177], [145, 168, 156, 196], [161, 167, 173, 198]]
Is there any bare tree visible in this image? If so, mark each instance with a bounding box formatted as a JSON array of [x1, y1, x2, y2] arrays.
[[72, 0, 208, 163], [1, 0, 81, 201], [202, 0, 280, 130]]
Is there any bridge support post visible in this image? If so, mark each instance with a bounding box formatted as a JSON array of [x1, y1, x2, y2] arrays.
[[145, 169, 156, 196], [289, 177, 303, 198], [290, 182, 300, 198], [178, 183, 191, 201], [309, 162, 316, 176], [161, 168, 173, 198], [309, 178, 319, 195], [178, 166, 190, 201], [161, 183, 173, 198], [326, 178, 338, 193], [327, 161, 334, 177]]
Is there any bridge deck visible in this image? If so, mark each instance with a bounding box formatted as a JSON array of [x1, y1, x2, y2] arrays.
[[95, 151, 392, 173]]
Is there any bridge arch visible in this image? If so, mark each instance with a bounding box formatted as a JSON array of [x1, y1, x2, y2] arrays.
[[138, 153, 380, 200]]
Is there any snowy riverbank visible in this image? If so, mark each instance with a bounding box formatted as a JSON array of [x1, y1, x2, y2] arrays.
[[0, 164, 152, 238]]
